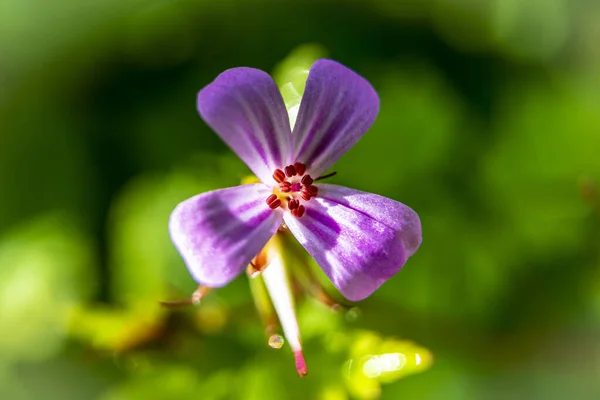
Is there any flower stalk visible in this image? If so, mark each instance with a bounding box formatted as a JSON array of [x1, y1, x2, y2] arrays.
[[260, 234, 307, 376]]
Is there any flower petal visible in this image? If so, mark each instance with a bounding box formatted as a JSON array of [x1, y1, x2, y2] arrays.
[[283, 184, 421, 301], [291, 60, 380, 177], [169, 184, 283, 287], [197, 68, 292, 184]]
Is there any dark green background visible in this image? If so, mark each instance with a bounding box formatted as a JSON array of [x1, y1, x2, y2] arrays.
[[1, 0, 599, 399]]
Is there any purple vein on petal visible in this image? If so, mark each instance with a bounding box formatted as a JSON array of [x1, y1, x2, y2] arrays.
[[282, 185, 421, 301], [169, 184, 283, 287], [229, 88, 282, 168], [291, 60, 380, 177], [317, 184, 422, 257], [294, 90, 346, 160], [302, 207, 341, 237], [197, 67, 292, 183]]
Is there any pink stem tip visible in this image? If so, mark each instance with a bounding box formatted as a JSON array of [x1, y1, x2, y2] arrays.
[[294, 350, 308, 377]]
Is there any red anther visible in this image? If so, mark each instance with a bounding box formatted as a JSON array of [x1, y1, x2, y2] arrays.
[[284, 164, 297, 177], [294, 162, 306, 176], [301, 189, 311, 201], [266, 194, 281, 209], [279, 181, 292, 193], [268, 198, 281, 209], [301, 175, 313, 186], [308, 185, 318, 196], [273, 169, 286, 183], [288, 199, 299, 210], [295, 205, 305, 218], [266, 194, 278, 205]]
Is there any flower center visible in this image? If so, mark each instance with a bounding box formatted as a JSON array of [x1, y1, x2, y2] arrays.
[[265, 162, 318, 218]]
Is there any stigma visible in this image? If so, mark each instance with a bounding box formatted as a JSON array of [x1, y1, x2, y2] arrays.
[[265, 162, 318, 217]]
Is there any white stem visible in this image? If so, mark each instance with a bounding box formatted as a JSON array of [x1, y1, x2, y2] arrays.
[[261, 241, 301, 353]]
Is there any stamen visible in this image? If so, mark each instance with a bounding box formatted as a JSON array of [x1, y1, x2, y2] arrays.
[[297, 205, 305, 217], [270, 199, 281, 209], [301, 175, 313, 186], [291, 205, 305, 218], [273, 169, 286, 183], [284, 164, 297, 177], [300, 189, 311, 201], [266, 194, 277, 204], [288, 199, 299, 210], [272, 163, 318, 219], [266, 194, 281, 209], [314, 171, 337, 181], [279, 181, 292, 193], [294, 162, 306, 176]]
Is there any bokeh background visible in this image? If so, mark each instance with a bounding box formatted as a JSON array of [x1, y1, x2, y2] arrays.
[[2, 0, 600, 399]]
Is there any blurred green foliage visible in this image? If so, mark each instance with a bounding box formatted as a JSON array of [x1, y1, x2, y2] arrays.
[[2, 0, 600, 399]]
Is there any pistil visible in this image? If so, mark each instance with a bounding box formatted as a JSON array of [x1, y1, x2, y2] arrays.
[[284, 164, 297, 177]]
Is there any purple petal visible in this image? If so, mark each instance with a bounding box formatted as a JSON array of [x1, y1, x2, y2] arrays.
[[291, 60, 380, 177], [197, 68, 292, 184], [169, 184, 282, 287], [283, 184, 421, 301]]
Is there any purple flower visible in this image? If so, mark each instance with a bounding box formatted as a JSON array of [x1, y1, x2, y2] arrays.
[[169, 59, 422, 375]]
